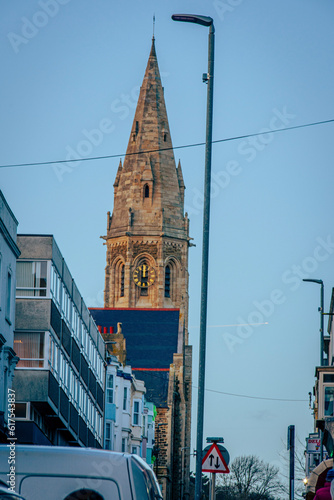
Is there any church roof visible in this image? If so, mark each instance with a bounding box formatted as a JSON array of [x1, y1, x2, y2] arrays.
[[89, 307, 180, 407]]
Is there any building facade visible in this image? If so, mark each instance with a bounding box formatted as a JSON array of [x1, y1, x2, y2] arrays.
[[104, 351, 153, 460], [313, 289, 334, 456], [0, 191, 20, 441], [306, 289, 334, 496], [13, 235, 105, 447], [101, 38, 192, 499]]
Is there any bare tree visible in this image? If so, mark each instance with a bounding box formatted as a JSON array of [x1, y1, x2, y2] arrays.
[[216, 455, 283, 500]]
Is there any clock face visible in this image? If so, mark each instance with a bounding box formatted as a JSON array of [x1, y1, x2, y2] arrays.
[[133, 264, 156, 288]]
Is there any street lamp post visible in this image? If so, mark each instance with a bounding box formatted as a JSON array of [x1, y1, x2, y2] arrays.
[[303, 279, 324, 366], [172, 13, 215, 500], [303, 278, 324, 462]]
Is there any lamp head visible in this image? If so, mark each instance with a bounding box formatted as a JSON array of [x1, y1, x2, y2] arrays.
[[172, 14, 213, 27]]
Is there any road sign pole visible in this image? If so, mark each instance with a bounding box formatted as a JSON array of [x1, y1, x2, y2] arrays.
[[209, 473, 216, 500]]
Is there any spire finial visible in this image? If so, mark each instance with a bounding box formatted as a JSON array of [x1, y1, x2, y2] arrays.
[[153, 14, 155, 40]]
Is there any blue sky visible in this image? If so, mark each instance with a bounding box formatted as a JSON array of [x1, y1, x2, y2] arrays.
[[2, 0, 334, 481]]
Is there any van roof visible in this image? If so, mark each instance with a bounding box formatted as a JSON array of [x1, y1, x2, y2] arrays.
[[0, 445, 132, 477]]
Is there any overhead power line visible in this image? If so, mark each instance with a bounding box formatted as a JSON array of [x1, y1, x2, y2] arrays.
[[199, 386, 308, 402], [0, 118, 333, 170], [133, 369, 307, 402]]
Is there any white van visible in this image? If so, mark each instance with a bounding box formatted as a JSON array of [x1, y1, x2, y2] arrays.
[[0, 445, 162, 500]]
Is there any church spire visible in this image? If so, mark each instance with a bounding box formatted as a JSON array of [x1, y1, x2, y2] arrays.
[[108, 38, 186, 239], [124, 36, 171, 159]]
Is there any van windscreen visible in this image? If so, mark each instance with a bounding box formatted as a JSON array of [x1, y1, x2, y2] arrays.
[[130, 457, 162, 499]]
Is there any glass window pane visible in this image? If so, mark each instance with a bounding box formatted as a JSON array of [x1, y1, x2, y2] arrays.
[[123, 387, 127, 410], [16, 261, 48, 297], [325, 386, 334, 416], [6, 272, 12, 318], [14, 332, 45, 368]]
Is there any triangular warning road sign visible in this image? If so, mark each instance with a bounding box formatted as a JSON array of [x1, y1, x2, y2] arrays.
[[202, 443, 230, 473]]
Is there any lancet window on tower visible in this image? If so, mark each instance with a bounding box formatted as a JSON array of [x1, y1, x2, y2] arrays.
[[113, 259, 125, 302], [120, 264, 125, 297], [165, 265, 171, 297], [144, 184, 150, 198], [164, 258, 179, 302]]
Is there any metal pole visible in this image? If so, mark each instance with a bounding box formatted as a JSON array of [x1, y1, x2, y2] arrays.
[[195, 22, 215, 500], [288, 425, 295, 500], [209, 473, 216, 500], [320, 282, 324, 462], [320, 282, 324, 366], [303, 279, 325, 461]]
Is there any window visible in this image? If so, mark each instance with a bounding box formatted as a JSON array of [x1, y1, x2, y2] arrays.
[[130, 457, 162, 499], [164, 132, 167, 142], [132, 446, 138, 455], [71, 307, 80, 340], [96, 413, 102, 441], [144, 184, 150, 198], [15, 403, 28, 419], [105, 422, 111, 450], [74, 377, 79, 408], [16, 261, 48, 297], [122, 437, 127, 452], [62, 287, 72, 325], [81, 325, 88, 355], [120, 264, 125, 297], [143, 415, 147, 438], [6, 270, 12, 322], [97, 356, 104, 386], [165, 265, 171, 298], [106, 374, 114, 404], [63, 490, 104, 500], [14, 332, 45, 368], [325, 386, 334, 416], [133, 400, 140, 426], [48, 335, 59, 376], [123, 387, 127, 411], [50, 265, 61, 306]]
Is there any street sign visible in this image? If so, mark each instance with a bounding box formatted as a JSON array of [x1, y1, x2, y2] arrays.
[[307, 438, 321, 454], [202, 443, 230, 466], [202, 443, 230, 474]]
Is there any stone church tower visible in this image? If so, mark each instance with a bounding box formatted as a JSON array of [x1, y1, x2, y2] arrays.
[[103, 38, 192, 499]]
